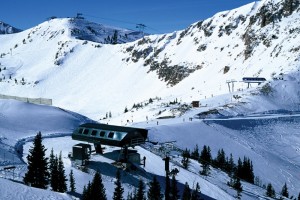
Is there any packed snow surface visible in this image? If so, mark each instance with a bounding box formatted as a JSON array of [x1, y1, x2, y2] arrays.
[[0, 0, 300, 199]]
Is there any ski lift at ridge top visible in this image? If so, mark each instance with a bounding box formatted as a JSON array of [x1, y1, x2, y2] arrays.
[[136, 23, 146, 32]]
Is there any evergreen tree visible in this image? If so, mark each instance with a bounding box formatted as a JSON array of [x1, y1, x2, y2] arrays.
[[113, 169, 124, 200], [170, 175, 179, 200], [191, 144, 200, 160], [149, 98, 153, 103], [91, 171, 107, 200], [69, 169, 76, 192], [182, 182, 191, 200], [225, 153, 235, 176], [214, 148, 226, 170], [136, 179, 145, 200], [57, 152, 67, 192], [181, 148, 190, 169], [165, 175, 171, 200], [148, 176, 163, 200], [235, 157, 243, 179], [82, 182, 92, 200], [191, 182, 201, 200], [242, 157, 254, 183], [298, 192, 300, 200], [281, 182, 289, 198], [199, 145, 212, 175], [266, 183, 275, 198], [23, 132, 49, 189], [50, 155, 59, 191], [49, 148, 55, 174], [233, 177, 243, 199], [82, 185, 88, 200], [112, 30, 118, 44]]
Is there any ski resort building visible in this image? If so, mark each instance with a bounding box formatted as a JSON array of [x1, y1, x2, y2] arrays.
[[71, 123, 148, 166]]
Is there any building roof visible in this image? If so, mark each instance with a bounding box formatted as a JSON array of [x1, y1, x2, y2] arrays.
[[79, 123, 147, 133]]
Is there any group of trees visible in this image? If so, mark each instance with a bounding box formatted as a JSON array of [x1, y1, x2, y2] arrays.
[[83, 169, 202, 200], [181, 145, 256, 198], [182, 145, 254, 182], [104, 30, 118, 44], [82, 171, 107, 200], [23, 132, 299, 199], [266, 182, 300, 199], [49, 149, 67, 192], [23, 132, 74, 192], [181, 144, 300, 199], [83, 169, 163, 200]]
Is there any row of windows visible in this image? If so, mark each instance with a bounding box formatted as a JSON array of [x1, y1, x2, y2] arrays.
[[78, 128, 115, 138], [242, 77, 266, 81]]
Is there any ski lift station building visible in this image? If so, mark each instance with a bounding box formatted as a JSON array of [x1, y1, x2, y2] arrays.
[[72, 123, 148, 152]]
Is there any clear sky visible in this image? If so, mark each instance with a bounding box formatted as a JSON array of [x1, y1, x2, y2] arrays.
[[2, 0, 255, 34]]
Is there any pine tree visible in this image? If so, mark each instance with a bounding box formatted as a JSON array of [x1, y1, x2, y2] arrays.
[[298, 192, 300, 200], [69, 169, 76, 192], [49, 148, 55, 173], [23, 132, 49, 189], [181, 148, 190, 169], [182, 182, 191, 200], [113, 169, 124, 200], [82, 185, 88, 200], [50, 155, 59, 191], [112, 30, 118, 44], [235, 157, 243, 179], [165, 175, 171, 200], [82, 182, 92, 200], [147, 176, 163, 200], [233, 177, 243, 199], [57, 152, 67, 192], [191, 144, 200, 160], [199, 145, 212, 175], [191, 182, 201, 200], [266, 183, 275, 198], [214, 148, 226, 170], [281, 182, 289, 198], [170, 175, 179, 200], [91, 171, 107, 200], [225, 153, 235, 176], [136, 179, 145, 200], [242, 157, 254, 183]]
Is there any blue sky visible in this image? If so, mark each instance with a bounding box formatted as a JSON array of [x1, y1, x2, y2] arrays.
[[2, 0, 255, 34]]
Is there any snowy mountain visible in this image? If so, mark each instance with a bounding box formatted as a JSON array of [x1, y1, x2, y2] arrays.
[[0, 21, 22, 34], [68, 17, 145, 44], [0, 0, 300, 199], [0, 0, 299, 119]]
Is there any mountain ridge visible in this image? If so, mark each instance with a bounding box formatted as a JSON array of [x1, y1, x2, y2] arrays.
[[0, 21, 22, 34], [0, 0, 299, 119]]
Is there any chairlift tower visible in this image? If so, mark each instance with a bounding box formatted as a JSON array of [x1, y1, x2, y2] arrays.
[[226, 79, 237, 93], [136, 24, 146, 37], [76, 13, 84, 19]]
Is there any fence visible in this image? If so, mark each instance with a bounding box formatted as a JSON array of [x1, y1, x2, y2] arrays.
[[0, 94, 52, 106]]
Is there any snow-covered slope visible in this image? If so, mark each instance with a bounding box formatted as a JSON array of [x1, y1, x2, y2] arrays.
[[0, 0, 300, 199], [69, 17, 145, 44], [0, 0, 299, 120], [0, 99, 92, 164]]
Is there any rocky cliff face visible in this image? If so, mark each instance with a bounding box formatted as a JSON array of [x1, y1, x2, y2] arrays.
[[123, 0, 300, 86], [0, 21, 22, 34]]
